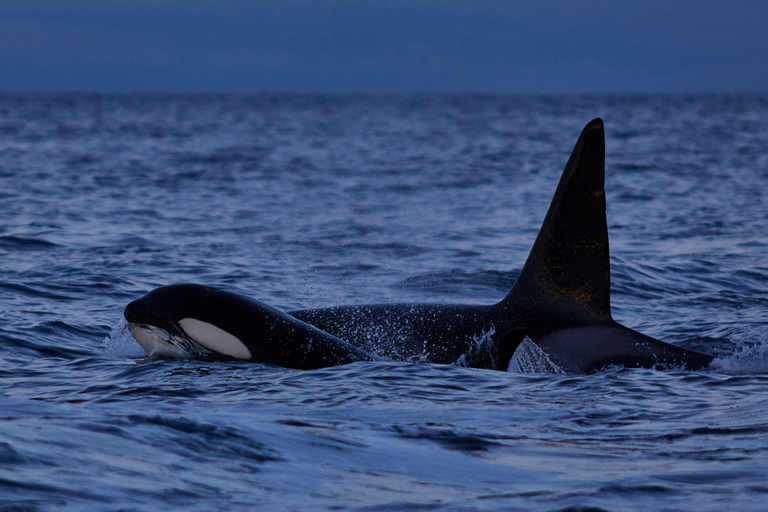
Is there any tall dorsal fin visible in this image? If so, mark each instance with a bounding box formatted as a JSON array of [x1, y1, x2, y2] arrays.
[[502, 118, 612, 323]]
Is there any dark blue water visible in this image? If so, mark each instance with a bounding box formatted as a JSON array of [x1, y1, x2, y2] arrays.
[[1, 94, 768, 511]]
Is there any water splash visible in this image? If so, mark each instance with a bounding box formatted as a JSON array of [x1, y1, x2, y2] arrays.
[[455, 328, 500, 369], [507, 337, 566, 374], [711, 328, 768, 375], [103, 317, 145, 359]]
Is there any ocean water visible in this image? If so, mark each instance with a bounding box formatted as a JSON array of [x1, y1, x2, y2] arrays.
[[1, 94, 768, 511]]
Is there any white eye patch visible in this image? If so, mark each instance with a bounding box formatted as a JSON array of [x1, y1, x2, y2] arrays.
[[179, 318, 252, 360]]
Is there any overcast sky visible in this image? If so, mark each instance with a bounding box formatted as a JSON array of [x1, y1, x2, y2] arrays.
[[1, 1, 767, 94]]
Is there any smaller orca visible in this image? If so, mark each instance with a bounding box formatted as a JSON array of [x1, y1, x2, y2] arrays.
[[124, 284, 371, 369], [124, 119, 715, 373]]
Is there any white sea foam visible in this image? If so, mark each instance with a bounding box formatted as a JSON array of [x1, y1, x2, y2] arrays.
[[711, 328, 768, 375]]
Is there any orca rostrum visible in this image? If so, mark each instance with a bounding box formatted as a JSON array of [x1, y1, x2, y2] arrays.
[[124, 119, 714, 373]]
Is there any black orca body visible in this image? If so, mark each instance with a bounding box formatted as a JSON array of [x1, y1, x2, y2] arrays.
[[124, 119, 714, 373], [124, 284, 370, 369]]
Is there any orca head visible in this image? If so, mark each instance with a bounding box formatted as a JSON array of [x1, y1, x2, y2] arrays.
[[124, 284, 252, 360]]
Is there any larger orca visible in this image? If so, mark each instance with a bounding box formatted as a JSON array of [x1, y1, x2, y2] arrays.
[[124, 118, 714, 373]]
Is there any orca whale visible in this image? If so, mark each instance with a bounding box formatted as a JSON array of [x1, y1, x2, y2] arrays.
[[124, 118, 714, 373], [124, 284, 370, 369]]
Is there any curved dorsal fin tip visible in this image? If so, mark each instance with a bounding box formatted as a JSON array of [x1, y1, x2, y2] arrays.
[[560, 116, 605, 191], [586, 117, 604, 130]]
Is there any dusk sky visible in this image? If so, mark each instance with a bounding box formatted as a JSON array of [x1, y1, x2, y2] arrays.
[[1, 1, 767, 94]]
